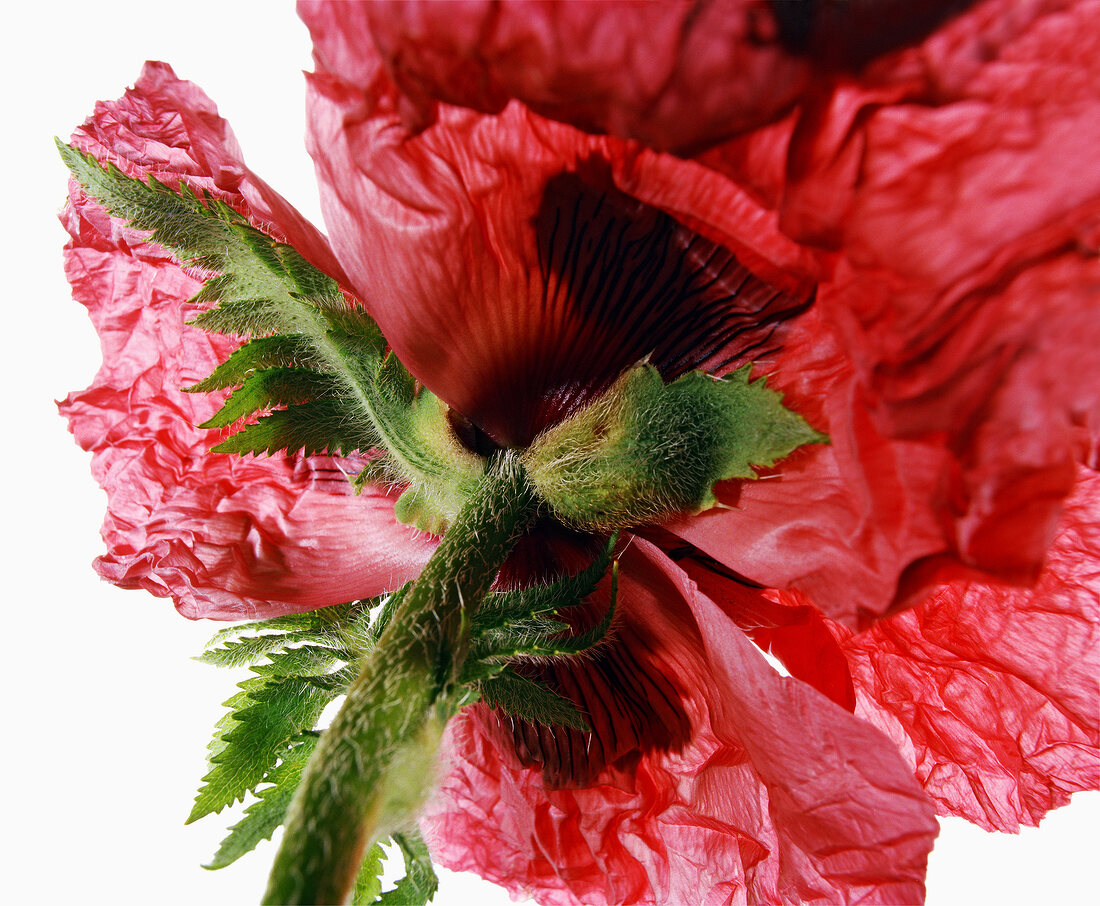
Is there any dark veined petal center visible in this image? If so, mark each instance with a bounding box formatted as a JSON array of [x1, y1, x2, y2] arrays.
[[470, 163, 812, 448]]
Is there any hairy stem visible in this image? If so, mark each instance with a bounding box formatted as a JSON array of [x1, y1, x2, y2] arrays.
[[262, 452, 536, 905]]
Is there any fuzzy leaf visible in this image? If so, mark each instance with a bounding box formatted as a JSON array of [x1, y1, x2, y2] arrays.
[[60, 140, 491, 516], [351, 844, 387, 905], [472, 564, 617, 664], [196, 634, 307, 670], [201, 368, 341, 428], [185, 335, 314, 392], [57, 142, 338, 311], [478, 668, 590, 732], [204, 735, 318, 869], [211, 399, 382, 458], [473, 536, 616, 633], [187, 675, 341, 823], [251, 645, 341, 678], [376, 832, 439, 906], [187, 297, 321, 339]]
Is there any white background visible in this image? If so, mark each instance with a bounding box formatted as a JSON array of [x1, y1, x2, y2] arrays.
[[3, 3, 1097, 904]]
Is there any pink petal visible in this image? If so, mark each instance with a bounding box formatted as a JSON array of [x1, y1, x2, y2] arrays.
[[300, 0, 811, 154], [726, 0, 1100, 585], [303, 56, 816, 447], [61, 65, 434, 619], [70, 61, 351, 286], [424, 540, 938, 905], [666, 304, 956, 627], [837, 465, 1100, 831]]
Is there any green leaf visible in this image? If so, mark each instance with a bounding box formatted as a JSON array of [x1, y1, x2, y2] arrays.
[[187, 675, 341, 823], [524, 364, 827, 531], [351, 844, 387, 905], [473, 536, 616, 634], [59, 141, 490, 513], [196, 634, 306, 670], [57, 142, 337, 312], [376, 832, 439, 906], [200, 368, 340, 428], [211, 399, 382, 457], [205, 735, 318, 869], [478, 668, 590, 731], [475, 563, 618, 666], [185, 335, 314, 392], [251, 645, 341, 679], [187, 298, 321, 339]]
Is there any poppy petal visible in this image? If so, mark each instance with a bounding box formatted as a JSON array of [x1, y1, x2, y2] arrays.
[[424, 540, 938, 904], [70, 60, 351, 286], [304, 60, 814, 447], [301, 0, 811, 154], [60, 64, 434, 619], [666, 303, 957, 627], [838, 465, 1100, 831], [739, 0, 1100, 583]]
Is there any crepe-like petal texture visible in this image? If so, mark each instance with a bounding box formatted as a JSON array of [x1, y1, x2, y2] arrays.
[[304, 0, 1100, 624], [304, 0, 811, 154], [303, 60, 817, 449], [838, 465, 1100, 831], [60, 63, 435, 619], [424, 541, 938, 905], [714, 0, 1100, 588], [304, 31, 1003, 628]]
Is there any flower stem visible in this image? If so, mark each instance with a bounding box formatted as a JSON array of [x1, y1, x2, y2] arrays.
[[262, 451, 537, 905]]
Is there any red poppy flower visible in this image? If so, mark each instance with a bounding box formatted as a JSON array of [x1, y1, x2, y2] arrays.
[[60, 1, 1099, 903]]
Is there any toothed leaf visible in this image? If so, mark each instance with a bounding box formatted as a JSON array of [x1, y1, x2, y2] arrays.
[[185, 336, 312, 392], [204, 735, 318, 870], [187, 675, 341, 823], [212, 399, 382, 457], [200, 368, 340, 428], [474, 537, 615, 633], [352, 844, 387, 905], [375, 832, 438, 906], [478, 668, 590, 731]]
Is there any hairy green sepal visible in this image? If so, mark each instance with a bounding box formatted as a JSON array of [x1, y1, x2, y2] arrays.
[[58, 141, 484, 531], [522, 364, 826, 532]]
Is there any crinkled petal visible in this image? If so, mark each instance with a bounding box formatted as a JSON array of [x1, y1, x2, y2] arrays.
[[70, 60, 351, 286], [736, 0, 1100, 584], [424, 541, 938, 905], [837, 466, 1100, 831], [303, 53, 816, 447], [60, 64, 434, 619], [300, 0, 811, 155], [666, 303, 956, 627]]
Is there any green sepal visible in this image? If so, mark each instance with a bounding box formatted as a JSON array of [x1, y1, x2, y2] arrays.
[[523, 364, 827, 531], [477, 668, 590, 732], [204, 734, 319, 870]]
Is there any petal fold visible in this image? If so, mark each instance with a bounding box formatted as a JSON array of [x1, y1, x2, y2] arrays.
[[839, 466, 1100, 831], [300, 0, 812, 154], [424, 541, 938, 905], [61, 63, 433, 619]]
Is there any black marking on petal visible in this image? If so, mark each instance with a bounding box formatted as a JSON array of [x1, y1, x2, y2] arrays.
[[769, 0, 978, 67], [513, 167, 812, 445]]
